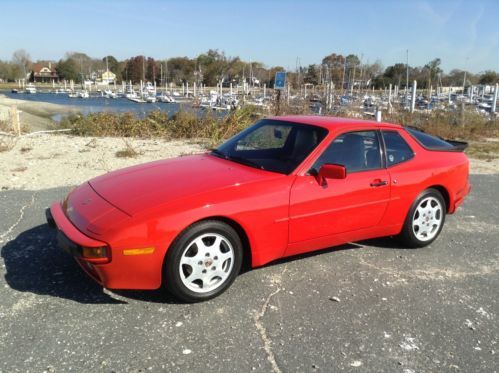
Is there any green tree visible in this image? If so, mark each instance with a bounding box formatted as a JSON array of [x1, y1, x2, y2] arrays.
[[304, 64, 319, 85], [103, 55, 120, 74], [56, 58, 79, 82], [383, 63, 407, 86], [345, 54, 360, 68], [422, 58, 442, 89], [197, 49, 228, 86], [321, 53, 346, 86], [479, 70, 498, 85], [167, 57, 195, 84]]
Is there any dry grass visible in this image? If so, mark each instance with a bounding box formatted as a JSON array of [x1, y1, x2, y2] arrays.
[[0, 135, 16, 153], [59, 100, 498, 154], [115, 139, 140, 158], [380, 109, 499, 141], [466, 141, 499, 160], [62, 105, 263, 147], [0, 120, 16, 152]]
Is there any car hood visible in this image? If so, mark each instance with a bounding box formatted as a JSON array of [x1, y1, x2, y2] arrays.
[[88, 154, 279, 216]]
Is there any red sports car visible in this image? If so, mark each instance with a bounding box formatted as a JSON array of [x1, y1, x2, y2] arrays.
[[46, 116, 471, 302]]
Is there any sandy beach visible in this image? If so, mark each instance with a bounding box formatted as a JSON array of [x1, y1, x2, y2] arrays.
[[0, 134, 205, 190]]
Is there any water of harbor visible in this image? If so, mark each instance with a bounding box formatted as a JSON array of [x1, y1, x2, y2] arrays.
[[2, 91, 189, 120]]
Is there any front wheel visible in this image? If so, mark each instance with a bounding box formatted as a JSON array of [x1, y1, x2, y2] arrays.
[[399, 189, 446, 248], [163, 220, 243, 302]]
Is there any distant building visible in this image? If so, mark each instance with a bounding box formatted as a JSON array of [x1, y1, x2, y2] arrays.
[[101, 70, 116, 84], [31, 62, 59, 83]]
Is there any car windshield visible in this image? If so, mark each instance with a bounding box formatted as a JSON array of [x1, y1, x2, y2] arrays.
[[212, 119, 328, 174]]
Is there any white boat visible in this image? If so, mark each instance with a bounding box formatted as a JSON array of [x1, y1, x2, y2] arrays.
[[78, 90, 90, 98], [144, 95, 157, 103], [158, 94, 175, 103], [128, 97, 146, 103], [103, 89, 117, 99], [125, 87, 138, 99], [25, 83, 37, 94], [68, 91, 78, 98], [478, 102, 492, 110], [144, 82, 156, 94]]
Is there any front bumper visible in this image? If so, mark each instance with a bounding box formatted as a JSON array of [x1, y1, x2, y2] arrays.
[[46, 203, 164, 290], [46, 204, 109, 284]]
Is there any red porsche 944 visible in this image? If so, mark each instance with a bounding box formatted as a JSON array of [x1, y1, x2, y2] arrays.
[[47, 116, 471, 302]]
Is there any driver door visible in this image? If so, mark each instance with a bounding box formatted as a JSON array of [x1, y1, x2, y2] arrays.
[[288, 130, 390, 246]]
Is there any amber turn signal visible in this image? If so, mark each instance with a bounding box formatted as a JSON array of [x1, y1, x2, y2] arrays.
[[123, 247, 155, 256]]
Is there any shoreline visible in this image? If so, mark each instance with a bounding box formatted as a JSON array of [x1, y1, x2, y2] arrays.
[[0, 93, 79, 132]]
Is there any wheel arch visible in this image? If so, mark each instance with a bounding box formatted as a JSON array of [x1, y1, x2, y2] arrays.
[[426, 184, 450, 212], [163, 215, 253, 272]]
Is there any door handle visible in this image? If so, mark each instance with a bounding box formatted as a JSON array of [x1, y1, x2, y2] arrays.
[[370, 179, 388, 187]]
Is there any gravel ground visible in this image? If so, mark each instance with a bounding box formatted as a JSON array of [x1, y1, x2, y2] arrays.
[[0, 173, 497, 372]]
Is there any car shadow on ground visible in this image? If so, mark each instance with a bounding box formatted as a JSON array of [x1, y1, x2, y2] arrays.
[[1, 224, 410, 305], [1, 224, 129, 304], [1, 224, 193, 305]]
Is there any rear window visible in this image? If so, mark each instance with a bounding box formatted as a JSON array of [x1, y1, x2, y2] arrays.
[[406, 128, 455, 150]]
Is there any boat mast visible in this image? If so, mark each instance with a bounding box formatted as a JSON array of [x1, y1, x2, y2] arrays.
[[405, 49, 409, 99]]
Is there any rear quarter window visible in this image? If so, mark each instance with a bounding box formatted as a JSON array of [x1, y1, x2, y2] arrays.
[[382, 131, 415, 166], [406, 128, 455, 150]]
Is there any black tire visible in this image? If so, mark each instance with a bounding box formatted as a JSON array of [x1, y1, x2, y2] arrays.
[[399, 188, 446, 248], [163, 220, 243, 302]]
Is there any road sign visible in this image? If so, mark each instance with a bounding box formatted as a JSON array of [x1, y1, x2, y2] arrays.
[[274, 71, 286, 90]]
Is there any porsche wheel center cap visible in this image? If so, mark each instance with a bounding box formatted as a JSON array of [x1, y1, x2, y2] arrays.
[[204, 259, 214, 268]]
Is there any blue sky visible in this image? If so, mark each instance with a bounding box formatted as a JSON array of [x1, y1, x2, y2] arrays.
[[1, 0, 498, 73]]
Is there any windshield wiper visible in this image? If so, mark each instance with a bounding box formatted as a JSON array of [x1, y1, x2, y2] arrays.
[[226, 155, 265, 170], [210, 149, 265, 170], [210, 148, 227, 159]]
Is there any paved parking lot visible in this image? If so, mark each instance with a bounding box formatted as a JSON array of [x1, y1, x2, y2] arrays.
[[0, 175, 497, 372]]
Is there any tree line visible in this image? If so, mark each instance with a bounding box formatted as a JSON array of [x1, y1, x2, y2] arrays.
[[1, 48, 498, 89]]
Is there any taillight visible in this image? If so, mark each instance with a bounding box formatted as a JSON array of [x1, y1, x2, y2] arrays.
[[82, 246, 110, 264]]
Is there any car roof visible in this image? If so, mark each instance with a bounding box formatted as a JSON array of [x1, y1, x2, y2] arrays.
[[269, 115, 403, 131]]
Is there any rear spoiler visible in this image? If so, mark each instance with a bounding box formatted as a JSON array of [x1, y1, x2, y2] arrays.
[[445, 139, 468, 151]]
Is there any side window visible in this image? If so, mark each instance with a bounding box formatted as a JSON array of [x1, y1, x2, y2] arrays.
[[382, 131, 414, 166], [311, 131, 381, 173]]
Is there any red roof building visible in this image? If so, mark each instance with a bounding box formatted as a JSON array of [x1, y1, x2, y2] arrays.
[[31, 62, 59, 83]]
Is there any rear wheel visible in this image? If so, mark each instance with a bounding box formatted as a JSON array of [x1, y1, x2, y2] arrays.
[[399, 189, 446, 248], [164, 220, 243, 302]]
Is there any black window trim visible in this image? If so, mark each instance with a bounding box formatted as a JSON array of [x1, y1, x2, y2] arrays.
[[381, 129, 415, 168]]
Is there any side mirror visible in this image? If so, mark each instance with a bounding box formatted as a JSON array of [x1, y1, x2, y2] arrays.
[[317, 163, 346, 185]]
